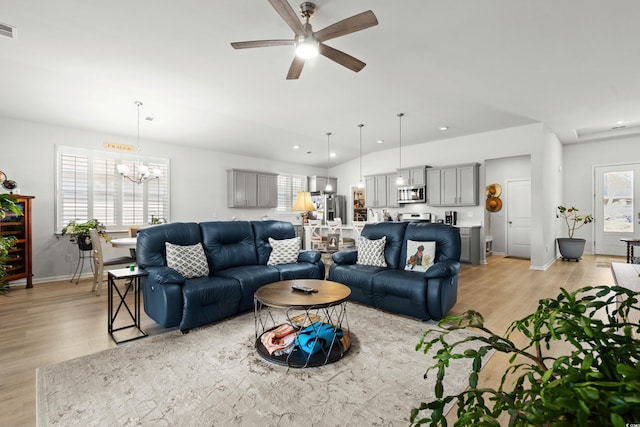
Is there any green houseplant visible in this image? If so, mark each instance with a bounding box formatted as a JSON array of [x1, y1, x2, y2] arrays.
[[0, 194, 23, 295], [411, 285, 640, 426], [61, 218, 110, 250], [556, 205, 594, 261]]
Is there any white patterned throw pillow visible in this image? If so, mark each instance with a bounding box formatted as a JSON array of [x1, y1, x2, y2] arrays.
[[267, 237, 301, 265], [165, 242, 209, 278], [357, 236, 387, 267]]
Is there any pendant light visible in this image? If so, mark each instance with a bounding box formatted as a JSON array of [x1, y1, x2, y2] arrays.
[[325, 132, 333, 192], [117, 101, 161, 184], [357, 124, 365, 188], [395, 113, 405, 185]]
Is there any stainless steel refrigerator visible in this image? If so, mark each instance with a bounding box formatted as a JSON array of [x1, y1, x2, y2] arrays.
[[309, 193, 347, 224]]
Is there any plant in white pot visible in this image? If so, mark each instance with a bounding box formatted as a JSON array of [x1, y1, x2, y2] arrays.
[[556, 205, 593, 261]]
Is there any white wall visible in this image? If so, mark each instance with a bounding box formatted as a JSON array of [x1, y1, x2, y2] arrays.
[[0, 116, 326, 283], [484, 155, 532, 254], [563, 134, 640, 254]]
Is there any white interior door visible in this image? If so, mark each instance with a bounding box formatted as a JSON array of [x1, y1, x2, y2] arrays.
[[594, 164, 640, 255], [507, 179, 531, 258]]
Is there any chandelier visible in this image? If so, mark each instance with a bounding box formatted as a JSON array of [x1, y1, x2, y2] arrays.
[[117, 101, 161, 184]]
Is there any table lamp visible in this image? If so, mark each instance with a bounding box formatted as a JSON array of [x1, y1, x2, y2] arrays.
[[292, 191, 316, 246]]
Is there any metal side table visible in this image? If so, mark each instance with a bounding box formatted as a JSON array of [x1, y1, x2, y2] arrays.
[[108, 267, 148, 344]]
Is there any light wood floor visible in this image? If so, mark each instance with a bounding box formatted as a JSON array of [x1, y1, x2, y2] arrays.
[[0, 255, 620, 427]]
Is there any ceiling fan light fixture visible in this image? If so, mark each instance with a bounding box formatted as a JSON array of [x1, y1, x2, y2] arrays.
[[295, 37, 319, 59]]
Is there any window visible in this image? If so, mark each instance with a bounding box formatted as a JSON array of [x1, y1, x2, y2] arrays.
[[276, 173, 307, 212], [602, 170, 633, 233], [55, 146, 170, 232]]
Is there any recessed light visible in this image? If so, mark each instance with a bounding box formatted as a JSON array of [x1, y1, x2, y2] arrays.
[[616, 120, 625, 125], [439, 126, 449, 131], [330, 152, 336, 158], [376, 140, 384, 144], [293, 145, 300, 150]]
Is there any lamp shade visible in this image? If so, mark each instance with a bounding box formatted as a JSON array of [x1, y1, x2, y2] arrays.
[[292, 191, 316, 212]]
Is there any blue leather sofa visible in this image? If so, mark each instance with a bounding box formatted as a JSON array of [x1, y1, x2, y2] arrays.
[[136, 220, 325, 331], [328, 222, 461, 320]]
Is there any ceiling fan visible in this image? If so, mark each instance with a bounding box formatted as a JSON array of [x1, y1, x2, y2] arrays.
[[230, 0, 378, 79]]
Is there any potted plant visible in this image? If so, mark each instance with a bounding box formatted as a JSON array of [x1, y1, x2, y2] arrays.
[[61, 219, 110, 250], [0, 194, 22, 295], [556, 205, 593, 261], [411, 285, 640, 426]]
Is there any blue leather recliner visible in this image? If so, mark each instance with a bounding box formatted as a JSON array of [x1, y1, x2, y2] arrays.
[[136, 220, 325, 331], [328, 222, 461, 320]]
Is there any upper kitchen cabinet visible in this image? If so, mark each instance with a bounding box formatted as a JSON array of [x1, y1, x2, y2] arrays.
[[426, 168, 441, 206], [257, 173, 278, 207], [364, 174, 388, 208], [398, 166, 426, 186], [308, 176, 338, 193], [228, 169, 277, 208], [427, 163, 480, 207]]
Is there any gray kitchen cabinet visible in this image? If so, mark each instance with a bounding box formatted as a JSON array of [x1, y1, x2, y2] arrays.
[[386, 173, 400, 207], [364, 174, 388, 207], [426, 168, 441, 206], [459, 226, 481, 264], [228, 169, 277, 208], [426, 163, 479, 207], [398, 166, 426, 186], [257, 173, 278, 207]]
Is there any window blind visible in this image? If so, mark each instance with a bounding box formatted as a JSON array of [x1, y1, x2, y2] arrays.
[[55, 146, 170, 232], [276, 173, 308, 212]]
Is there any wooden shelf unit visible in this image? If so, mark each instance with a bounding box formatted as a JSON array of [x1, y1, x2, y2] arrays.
[[1, 195, 34, 288]]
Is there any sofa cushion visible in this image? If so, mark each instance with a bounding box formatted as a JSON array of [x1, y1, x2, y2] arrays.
[[200, 221, 258, 272], [357, 236, 387, 267], [402, 223, 461, 264], [404, 240, 436, 272], [214, 265, 281, 312], [165, 242, 209, 278], [371, 270, 430, 319], [329, 263, 381, 304], [267, 237, 301, 265], [361, 222, 408, 270], [137, 222, 202, 269], [252, 220, 297, 265]]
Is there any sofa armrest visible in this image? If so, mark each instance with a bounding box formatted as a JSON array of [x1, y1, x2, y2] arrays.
[[332, 250, 358, 265], [424, 260, 460, 279], [145, 266, 186, 285], [297, 249, 321, 264]]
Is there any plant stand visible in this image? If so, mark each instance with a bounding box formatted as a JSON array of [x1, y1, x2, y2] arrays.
[[70, 241, 93, 284]]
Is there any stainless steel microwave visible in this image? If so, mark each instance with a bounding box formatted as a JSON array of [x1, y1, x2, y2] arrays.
[[397, 185, 426, 204]]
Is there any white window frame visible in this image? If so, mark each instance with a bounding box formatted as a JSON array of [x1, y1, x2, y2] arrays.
[[55, 145, 170, 233]]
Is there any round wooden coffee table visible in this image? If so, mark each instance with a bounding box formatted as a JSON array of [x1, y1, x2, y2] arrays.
[[254, 279, 351, 368]]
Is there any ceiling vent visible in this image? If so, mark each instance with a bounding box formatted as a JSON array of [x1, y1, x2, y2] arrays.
[[0, 22, 17, 39]]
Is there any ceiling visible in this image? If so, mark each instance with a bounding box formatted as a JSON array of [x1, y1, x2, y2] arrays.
[[2, 1, 639, 168]]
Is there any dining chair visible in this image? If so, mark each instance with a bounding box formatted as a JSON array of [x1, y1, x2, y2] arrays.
[[327, 218, 355, 249], [307, 219, 326, 250], [90, 228, 136, 296], [128, 225, 145, 258], [351, 220, 368, 248]]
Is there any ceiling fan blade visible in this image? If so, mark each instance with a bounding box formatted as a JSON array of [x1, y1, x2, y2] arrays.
[[231, 39, 294, 49], [314, 10, 378, 43], [286, 57, 305, 80], [268, 0, 305, 36], [319, 43, 366, 73]]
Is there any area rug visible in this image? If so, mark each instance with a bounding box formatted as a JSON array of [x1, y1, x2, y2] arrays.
[[36, 303, 493, 426]]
